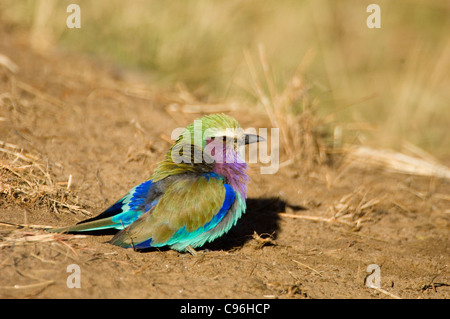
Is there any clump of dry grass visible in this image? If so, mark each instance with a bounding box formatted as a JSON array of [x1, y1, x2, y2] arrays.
[[244, 45, 327, 171], [243, 44, 450, 184], [0, 140, 91, 216], [0, 142, 89, 258], [344, 144, 450, 181], [280, 187, 382, 231]]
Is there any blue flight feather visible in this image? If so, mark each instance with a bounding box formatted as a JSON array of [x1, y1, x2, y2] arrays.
[[110, 180, 157, 227]]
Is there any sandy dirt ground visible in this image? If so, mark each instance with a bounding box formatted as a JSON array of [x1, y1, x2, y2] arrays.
[[1, 26, 449, 299]]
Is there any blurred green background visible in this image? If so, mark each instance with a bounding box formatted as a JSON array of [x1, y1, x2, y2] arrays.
[[1, 0, 449, 158]]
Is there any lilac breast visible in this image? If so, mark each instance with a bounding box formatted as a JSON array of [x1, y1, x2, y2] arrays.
[[210, 143, 249, 198]]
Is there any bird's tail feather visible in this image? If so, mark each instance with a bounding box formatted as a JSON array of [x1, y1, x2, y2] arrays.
[[48, 217, 121, 233], [48, 179, 157, 234]]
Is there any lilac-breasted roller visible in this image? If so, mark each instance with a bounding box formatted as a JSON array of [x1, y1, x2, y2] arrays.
[[50, 114, 264, 254]]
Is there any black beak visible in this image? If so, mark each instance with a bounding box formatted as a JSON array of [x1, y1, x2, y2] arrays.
[[244, 133, 265, 145]]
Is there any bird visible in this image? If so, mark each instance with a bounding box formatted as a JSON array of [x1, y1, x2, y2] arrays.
[[49, 113, 264, 255]]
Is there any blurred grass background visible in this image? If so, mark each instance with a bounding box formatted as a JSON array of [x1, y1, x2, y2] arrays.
[[1, 0, 449, 158]]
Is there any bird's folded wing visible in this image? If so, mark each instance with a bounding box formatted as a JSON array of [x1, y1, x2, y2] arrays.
[[109, 174, 235, 248], [49, 179, 161, 233]]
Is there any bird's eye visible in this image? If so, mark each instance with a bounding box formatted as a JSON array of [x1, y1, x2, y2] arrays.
[[220, 136, 238, 142]]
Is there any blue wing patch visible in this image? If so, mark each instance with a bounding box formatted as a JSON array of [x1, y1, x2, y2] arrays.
[[110, 179, 158, 228]]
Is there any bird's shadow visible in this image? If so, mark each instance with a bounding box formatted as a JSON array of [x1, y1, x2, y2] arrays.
[[77, 197, 305, 253], [204, 197, 306, 251]]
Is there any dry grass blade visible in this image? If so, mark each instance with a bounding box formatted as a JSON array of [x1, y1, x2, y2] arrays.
[[0, 54, 19, 73], [0, 229, 86, 248], [0, 143, 40, 162], [0, 280, 55, 290], [0, 221, 55, 229], [293, 259, 323, 277], [370, 287, 402, 299], [279, 212, 355, 227], [16, 80, 65, 108]]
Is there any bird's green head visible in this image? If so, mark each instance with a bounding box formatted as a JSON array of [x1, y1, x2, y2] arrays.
[[178, 113, 264, 151], [152, 113, 264, 181]]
